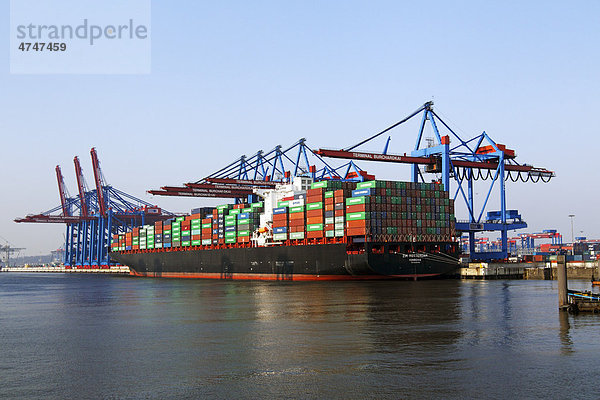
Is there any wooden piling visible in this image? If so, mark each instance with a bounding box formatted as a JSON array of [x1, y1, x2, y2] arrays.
[[557, 255, 568, 310]]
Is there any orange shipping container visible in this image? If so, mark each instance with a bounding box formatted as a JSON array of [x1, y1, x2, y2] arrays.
[[346, 220, 368, 228], [307, 216, 323, 224], [347, 227, 367, 236]]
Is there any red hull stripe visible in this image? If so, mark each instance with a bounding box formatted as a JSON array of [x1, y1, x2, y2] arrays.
[[128, 270, 441, 280]]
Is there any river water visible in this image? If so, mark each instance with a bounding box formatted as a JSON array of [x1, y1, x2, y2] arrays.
[[1, 273, 599, 399]]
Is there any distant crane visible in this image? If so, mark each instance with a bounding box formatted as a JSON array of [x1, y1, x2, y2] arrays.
[[0, 236, 25, 267]]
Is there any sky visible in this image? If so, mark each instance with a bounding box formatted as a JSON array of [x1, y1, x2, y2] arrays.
[[1, 0, 599, 256]]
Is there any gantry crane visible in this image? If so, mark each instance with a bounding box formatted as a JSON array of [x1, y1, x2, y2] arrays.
[[15, 148, 174, 268], [316, 101, 554, 260], [149, 138, 369, 200]]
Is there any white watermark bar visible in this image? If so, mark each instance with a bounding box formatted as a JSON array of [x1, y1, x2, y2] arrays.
[[10, 0, 151, 74]]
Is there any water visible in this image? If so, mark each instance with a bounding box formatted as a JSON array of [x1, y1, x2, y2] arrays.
[[1, 273, 599, 399]]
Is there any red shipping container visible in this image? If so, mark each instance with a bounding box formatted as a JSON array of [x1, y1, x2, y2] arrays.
[[335, 210, 345, 217], [325, 204, 334, 211], [306, 209, 323, 218], [307, 188, 324, 196], [306, 195, 322, 204], [238, 236, 250, 243], [192, 235, 201, 240], [289, 213, 304, 220], [346, 204, 367, 213], [273, 214, 287, 222], [324, 224, 334, 230], [307, 230, 324, 238]]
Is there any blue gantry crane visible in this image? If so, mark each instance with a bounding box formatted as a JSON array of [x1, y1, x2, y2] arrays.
[[317, 101, 555, 261], [149, 138, 372, 199], [15, 148, 173, 268]]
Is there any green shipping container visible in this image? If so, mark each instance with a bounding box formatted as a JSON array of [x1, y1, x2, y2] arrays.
[[346, 197, 369, 205], [356, 180, 377, 189], [225, 237, 236, 244], [251, 201, 264, 209], [175, 216, 186, 222], [273, 233, 287, 241], [277, 200, 290, 208], [202, 239, 212, 245], [325, 230, 335, 238], [191, 240, 202, 246], [290, 232, 305, 240], [325, 191, 334, 198], [347, 212, 366, 221], [307, 223, 323, 231], [310, 181, 329, 189], [325, 217, 334, 224], [237, 230, 250, 236], [225, 232, 236, 239], [229, 209, 241, 215], [290, 205, 304, 213], [201, 223, 211, 229], [306, 202, 323, 210]]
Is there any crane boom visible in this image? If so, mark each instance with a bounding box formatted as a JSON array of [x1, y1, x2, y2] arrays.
[[90, 148, 106, 216], [73, 156, 88, 217], [316, 148, 554, 174], [55, 165, 70, 217]]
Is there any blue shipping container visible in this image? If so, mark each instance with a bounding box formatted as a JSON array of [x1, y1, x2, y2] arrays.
[[352, 188, 374, 197], [273, 227, 288, 234]]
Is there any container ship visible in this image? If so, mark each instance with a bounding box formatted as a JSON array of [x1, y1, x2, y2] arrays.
[[110, 178, 459, 280]]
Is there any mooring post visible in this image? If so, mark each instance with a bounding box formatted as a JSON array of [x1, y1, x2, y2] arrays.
[[557, 255, 568, 310]]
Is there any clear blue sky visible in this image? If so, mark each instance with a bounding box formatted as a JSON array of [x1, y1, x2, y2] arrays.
[[2, 0, 598, 255]]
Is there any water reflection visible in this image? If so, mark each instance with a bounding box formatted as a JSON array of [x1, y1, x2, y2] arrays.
[[558, 311, 573, 355]]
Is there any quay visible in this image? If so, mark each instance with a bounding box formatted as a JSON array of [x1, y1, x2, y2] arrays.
[[1, 266, 130, 274]]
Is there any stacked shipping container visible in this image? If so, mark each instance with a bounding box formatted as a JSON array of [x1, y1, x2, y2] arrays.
[[110, 180, 455, 252]]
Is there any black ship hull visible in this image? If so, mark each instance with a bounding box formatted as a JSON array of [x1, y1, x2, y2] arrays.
[[111, 242, 459, 280]]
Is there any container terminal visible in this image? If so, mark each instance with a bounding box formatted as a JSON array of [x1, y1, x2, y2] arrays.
[[13, 101, 590, 281]]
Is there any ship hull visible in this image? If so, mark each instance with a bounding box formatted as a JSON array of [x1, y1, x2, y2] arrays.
[[111, 243, 459, 281]]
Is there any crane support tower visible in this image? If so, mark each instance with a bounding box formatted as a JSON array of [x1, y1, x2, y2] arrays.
[[15, 148, 174, 268]]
